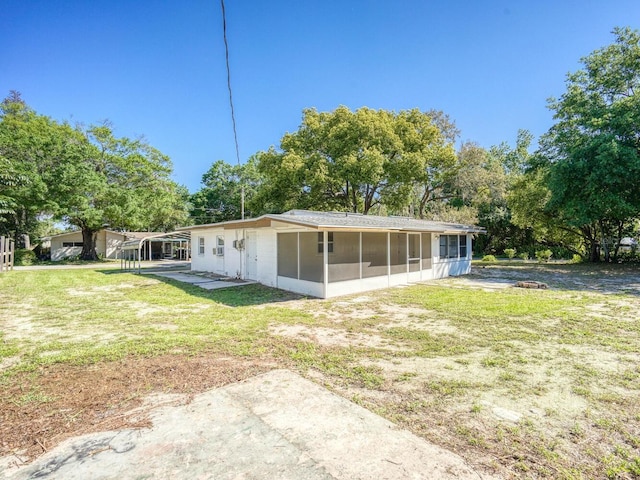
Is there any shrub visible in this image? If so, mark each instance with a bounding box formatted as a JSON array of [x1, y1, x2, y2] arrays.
[[617, 251, 640, 264], [570, 254, 582, 264], [535, 249, 553, 263], [519, 252, 530, 261], [481, 255, 497, 262], [14, 249, 37, 266], [549, 246, 574, 260], [504, 248, 517, 260]]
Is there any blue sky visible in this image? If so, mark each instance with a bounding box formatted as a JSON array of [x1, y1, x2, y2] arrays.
[[2, 1, 639, 192]]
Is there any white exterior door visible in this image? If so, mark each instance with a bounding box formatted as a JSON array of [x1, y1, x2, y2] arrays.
[[245, 230, 258, 280], [214, 235, 225, 274]]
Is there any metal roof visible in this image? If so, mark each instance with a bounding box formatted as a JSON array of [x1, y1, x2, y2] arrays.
[[120, 231, 191, 251], [180, 210, 485, 234]]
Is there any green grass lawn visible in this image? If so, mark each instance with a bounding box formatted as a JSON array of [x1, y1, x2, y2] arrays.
[[1, 263, 639, 478]]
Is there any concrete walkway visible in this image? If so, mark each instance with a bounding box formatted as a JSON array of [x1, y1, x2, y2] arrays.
[[149, 271, 257, 291], [3, 370, 494, 480]]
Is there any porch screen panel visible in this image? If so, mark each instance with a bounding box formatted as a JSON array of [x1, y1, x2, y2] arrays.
[[328, 232, 360, 282], [362, 232, 387, 278], [390, 233, 407, 274], [421, 233, 432, 269], [299, 232, 323, 282], [277, 233, 298, 279], [408, 233, 420, 272]]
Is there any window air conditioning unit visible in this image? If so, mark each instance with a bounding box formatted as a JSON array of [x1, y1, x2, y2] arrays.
[[233, 239, 245, 250]]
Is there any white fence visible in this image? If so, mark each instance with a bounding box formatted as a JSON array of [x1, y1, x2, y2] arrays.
[[0, 236, 14, 272]]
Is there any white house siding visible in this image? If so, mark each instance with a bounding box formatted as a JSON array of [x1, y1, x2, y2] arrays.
[[51, 231, 83, 260], [254, 229, 277, 287], [51, 230, 128, 261], [95, 231, 107, 258], [277, 276, 325, 297], [105, 231, 125, 259], [185, 222, 472, 298], [191, 227, 269, 280], [433, 233, 472, 279], [191, 228, 219, 272]]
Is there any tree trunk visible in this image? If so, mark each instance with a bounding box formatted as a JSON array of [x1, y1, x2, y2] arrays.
[[612, 220, 624, 262], [599, 220, 610, 263], [80, 228, 99, 261]]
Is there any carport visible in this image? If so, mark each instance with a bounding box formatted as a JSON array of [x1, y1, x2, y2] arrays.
[[119, 231, 191, 273]]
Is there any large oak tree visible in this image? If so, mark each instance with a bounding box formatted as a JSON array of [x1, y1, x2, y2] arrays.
[[254, 106, 455, 215], [541, 27, 640, 261], [0, 94, 188, 259]]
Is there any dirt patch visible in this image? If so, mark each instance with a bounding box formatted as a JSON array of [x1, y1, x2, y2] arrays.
[[0, 354, 275, 465], [269, 324, 404, 350], [66, 283, 141, 296]]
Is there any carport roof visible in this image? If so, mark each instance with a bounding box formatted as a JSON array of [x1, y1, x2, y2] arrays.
[[120, 231, 191, 251], [180, 210, 485, 234]]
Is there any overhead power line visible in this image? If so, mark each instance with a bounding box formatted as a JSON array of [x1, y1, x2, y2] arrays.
[[220, 0, 244, 219]]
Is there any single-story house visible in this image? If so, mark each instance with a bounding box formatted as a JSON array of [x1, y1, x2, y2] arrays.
[[180, 210, 484, 298], [49, 229, 188, 261], [49, 229, 128, 261]]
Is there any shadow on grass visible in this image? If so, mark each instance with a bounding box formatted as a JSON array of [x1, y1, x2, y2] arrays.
[[100, 269, 309, 307], [471, 261, 640, 297]]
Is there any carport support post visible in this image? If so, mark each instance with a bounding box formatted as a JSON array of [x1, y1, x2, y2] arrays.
[[138, 244, 142, 274]]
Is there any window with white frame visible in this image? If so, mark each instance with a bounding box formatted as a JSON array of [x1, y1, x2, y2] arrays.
[[439, 234, 468, 259], [198, 237, 205, 255], [317, 232, 334, 254], [460, 235, 468, 258], [62, 242, 83, 247], [216, 236, 224, 256]]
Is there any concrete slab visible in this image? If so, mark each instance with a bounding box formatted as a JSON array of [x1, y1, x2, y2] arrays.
[[2, 370, 494, 480], [151, 272, 217, 284], [149, 272, 256, 291]]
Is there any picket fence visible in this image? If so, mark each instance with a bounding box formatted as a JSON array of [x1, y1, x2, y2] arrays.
[[0, 236, 14, 272]]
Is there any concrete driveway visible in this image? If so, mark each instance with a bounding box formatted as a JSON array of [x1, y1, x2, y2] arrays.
[[3, 370, 495, 479]]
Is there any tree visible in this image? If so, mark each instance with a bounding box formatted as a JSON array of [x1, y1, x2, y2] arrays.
[[0, 93, 189, 259], [541, 27, 640, 261], [0, 92, 60, 246], [507, 161, 584, 257], [190, 156, 264, 224], [47, 123, 188, 260], [254, 106, 454, 215]]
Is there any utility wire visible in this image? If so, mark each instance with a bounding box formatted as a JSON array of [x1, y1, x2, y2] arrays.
[[220, 0, 240, 167], [220, 0, 244, 219]]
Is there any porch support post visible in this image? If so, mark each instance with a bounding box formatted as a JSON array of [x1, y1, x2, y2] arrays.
[[359, 232, 362, 279], [406, 233, 409, 274], [419, 232, 423, 281], [387, 232, 391, 287], [323, 231, 328, 298]]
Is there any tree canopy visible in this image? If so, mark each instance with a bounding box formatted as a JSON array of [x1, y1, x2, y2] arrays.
[[253, 106, 456, 215], [0, 93, 189, 259], [538, 27, 640, 261], [189, 156, 263, 224]]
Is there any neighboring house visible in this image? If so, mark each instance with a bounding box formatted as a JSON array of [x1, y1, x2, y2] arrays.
[[180, 210, 484, 299], [619, 237, 638, 252], [50, 230, 184, 261], [50, 229, 128, 261]]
